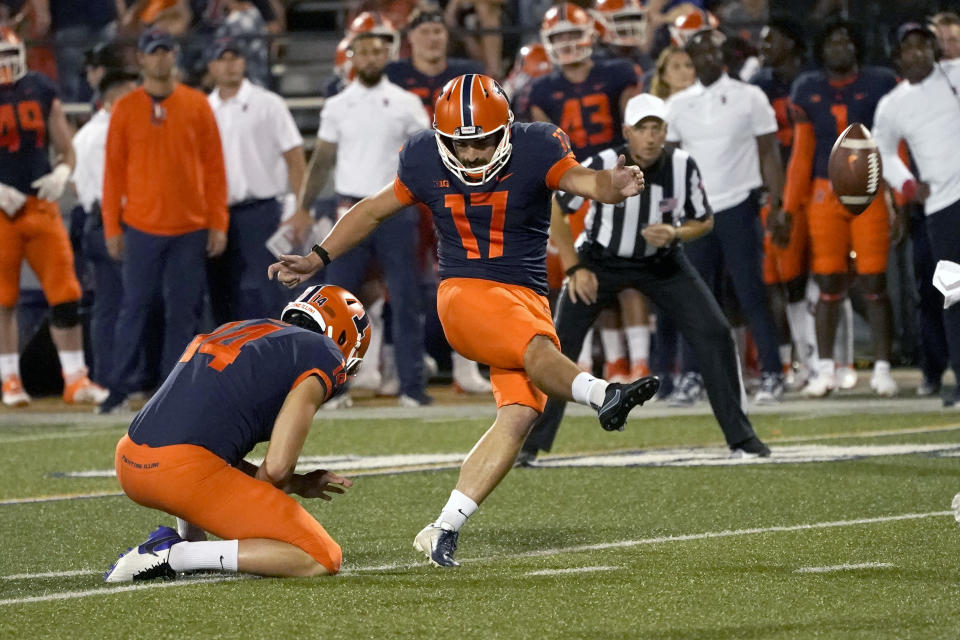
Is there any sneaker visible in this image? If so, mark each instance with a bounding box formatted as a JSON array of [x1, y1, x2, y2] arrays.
[[729, 436, 771, 458], [1, 375, 30, 407], [413, 522, 460, 567], [870, 368, 898, 397], [917, 380, 941, 397], [321, 392, 354, 410], [802, 361, 835, 398], [753, 372, 784, 405], [836, 365, 858, 390], [944, 387, 960, 408], [63, 375, 109, 405], [399, 392, 433, 408], [95, 391, 129, 415], [452, 354, 492, 394], [603, 358, 631, 384], [514, 449, 538, 468], [667, 372, 703, 407], [597, 375, 660, 432], [104, 525, 183, 582]]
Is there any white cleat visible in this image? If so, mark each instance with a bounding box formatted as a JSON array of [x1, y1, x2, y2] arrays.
[[870, 369, 898, 397], [104, 526, 182, 582], [413, 522, 460, 567], [802, 371, 835, 398], [836, 365, 858, 390], [952, 492, 960, 525]]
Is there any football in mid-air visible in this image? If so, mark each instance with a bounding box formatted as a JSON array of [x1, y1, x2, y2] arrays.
[[828, 122, 883, 215]]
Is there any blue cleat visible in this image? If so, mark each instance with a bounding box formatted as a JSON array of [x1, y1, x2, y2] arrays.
[[104, 525, 183, 582]]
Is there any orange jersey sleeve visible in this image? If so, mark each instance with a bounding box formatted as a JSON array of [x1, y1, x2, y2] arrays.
[[545, 153, 579, 191], [783, 120, 815, 214], [101, 98, 129, 240], [194, 93, 228, 233]]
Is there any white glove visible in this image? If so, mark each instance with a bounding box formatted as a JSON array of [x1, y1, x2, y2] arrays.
[[30, 163, 71, 202], [0, 182, 27, 218]]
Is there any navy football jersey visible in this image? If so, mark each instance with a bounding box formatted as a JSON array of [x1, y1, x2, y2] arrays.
[[527, 58, 638, 160], [789, 66, 897, 179], [0, 72, 56, 194], [396, 122, 578, 295], [128, 319, 347, 465], [386, 58, 484, 121], [750, 67, 796, 166]]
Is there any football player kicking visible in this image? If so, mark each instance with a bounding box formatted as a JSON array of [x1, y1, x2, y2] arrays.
[[104, 285, 365, 582], [269, 74, 659, 568]]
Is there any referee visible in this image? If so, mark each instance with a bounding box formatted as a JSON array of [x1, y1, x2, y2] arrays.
[[521, 94, 770, 462]]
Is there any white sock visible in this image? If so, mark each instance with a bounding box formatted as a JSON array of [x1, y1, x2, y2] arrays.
[[57, 350, 86, 380], [176, 517, 207, 542], [873, 360, 891, 374], [779, 344, 792, 368], [785, 299, 817, 366], [835, 298, 854, 366], [168, 539, 239, 572], [599, 328, 626, 364], [816, 358, 836, 378], [0, 353, 19, 380], [436, 489, 478, 532], [572, 371, 608, 409], [577, 328, 594, 368], [364, 298, 384, 374], [624, 325, 650, 367]]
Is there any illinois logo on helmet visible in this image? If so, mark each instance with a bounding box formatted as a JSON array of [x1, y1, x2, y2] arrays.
[[347, 11, 400, 60], [669, 8, 720, 46], [334, 36, 355, 82], [594, 0, 648, 48], [281, 284, 371, 375], [434, 74, 514, 186], [540, 3, 596, 66], [0, 27, 26, 85]]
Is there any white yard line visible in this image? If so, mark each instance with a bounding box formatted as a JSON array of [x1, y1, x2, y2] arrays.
[[2, 570, 99, 580], [794, 562, 894, 574], [0, 510, 949, 606], [525, 566, 618, 576], [0, 492, 123, 506]]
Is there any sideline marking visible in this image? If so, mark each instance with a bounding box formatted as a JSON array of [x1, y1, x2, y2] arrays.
[[2, 570, 99, 580], [794, 562, 894, 574], [525, 566, 617, 576], [0, 511, 949, 605], [0, 491, 123, 506]]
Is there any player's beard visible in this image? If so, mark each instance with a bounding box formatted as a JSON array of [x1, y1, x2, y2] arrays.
[[357, 67, 384, 87]]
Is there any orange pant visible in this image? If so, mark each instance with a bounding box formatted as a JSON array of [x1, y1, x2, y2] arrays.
[[437, 277, 559, 411], [114, 435, 342, 574], [807, 178, 889, 275], [762, 203, 809, 284], [0, 196, 82, 307]]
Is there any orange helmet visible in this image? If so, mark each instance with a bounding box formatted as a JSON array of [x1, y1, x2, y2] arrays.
[[434, 74, 514, 185], [347, 11, 400, 59], [540, 3, 596, 65], [0, 28, 26, 85], [281, 285, 371, 376], [669, 9, 720, 46], [334, 36, 355, 81], [514, 42, 552, 79], [594, 0, 647, 47]]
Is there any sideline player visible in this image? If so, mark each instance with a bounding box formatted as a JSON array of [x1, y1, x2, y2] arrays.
[[783, 19, 899, 397], [0, 28, 107, 408], [269, 74, 659, 567], [104, 285, 366, 581]]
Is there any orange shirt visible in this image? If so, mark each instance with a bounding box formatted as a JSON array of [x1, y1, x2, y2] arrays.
[[102, 84, 228, 239], [139, 0, 178, 24]]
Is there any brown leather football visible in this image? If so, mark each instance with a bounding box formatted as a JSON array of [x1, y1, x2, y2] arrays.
[[828, 122, 883, 215]]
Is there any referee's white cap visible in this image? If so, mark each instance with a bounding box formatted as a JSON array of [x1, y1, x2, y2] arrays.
[[624, 93, 667, 126]]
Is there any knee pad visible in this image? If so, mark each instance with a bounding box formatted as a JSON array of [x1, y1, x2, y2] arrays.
[[50, 301, 80, 328]]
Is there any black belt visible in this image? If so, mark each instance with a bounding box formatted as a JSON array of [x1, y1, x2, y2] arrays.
[[230, 197, 278, 209]]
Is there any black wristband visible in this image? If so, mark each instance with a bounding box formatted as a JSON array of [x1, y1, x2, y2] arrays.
[[565, 263, 587, 276], [311, 243, 331, 266]]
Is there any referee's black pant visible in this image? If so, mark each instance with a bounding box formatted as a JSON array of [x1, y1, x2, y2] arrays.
[[524, 246, 758, 453]]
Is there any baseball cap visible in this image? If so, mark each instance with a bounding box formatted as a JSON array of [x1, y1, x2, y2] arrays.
[[896, 22, 936, 45], [624, 93, 667, 126], [138, 29, 176, 53], [208, 36, 243, 62]]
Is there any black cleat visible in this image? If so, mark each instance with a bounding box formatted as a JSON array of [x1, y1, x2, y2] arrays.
[[596, 376, 660, 432], [729, 436, 772, 458]]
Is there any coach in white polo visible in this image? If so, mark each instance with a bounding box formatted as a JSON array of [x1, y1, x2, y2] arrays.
[[206, 37, 307, 325], [664, 28, 786, 404], [874, 23, 960, 407], [298, 31, 432, 407]]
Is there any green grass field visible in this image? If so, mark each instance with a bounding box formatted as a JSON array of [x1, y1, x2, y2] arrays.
[[2, 394, 960, 639]]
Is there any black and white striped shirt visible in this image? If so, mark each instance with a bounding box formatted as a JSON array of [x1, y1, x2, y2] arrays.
[[557, 145, 711, 260]]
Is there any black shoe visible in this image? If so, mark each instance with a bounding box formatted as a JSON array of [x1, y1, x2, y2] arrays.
[[515, 449, 538, 467], [729, 436, 771, 458], [945, 387, 960, 408], [96, 391, 129, 415], [597, 376, 660, 432]]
